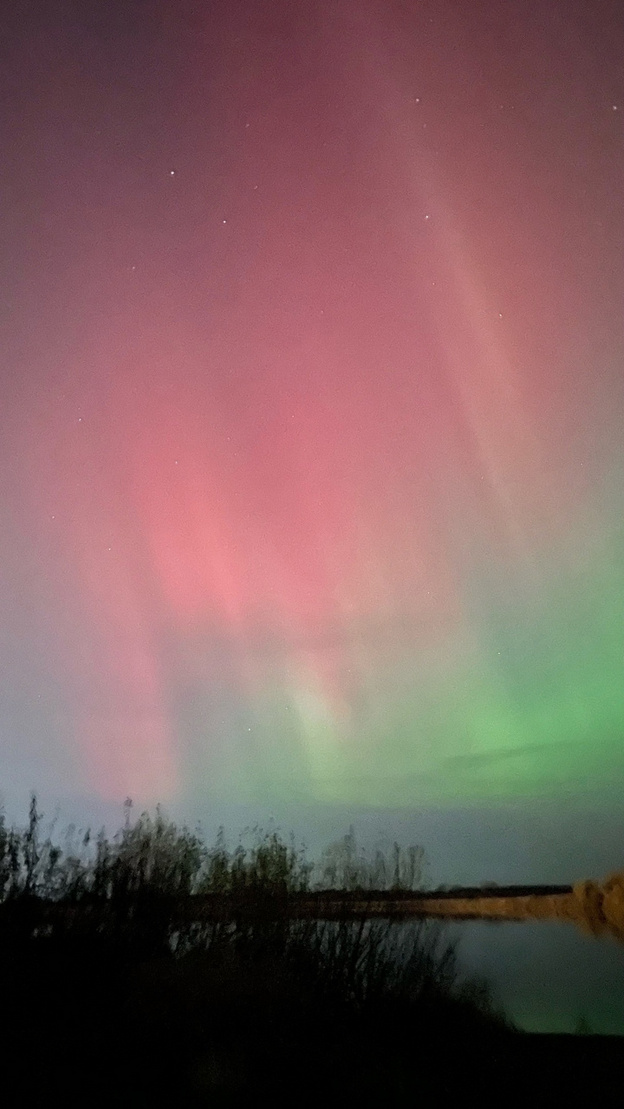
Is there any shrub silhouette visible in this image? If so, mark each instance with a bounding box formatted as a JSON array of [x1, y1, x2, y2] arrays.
[[0, 794, 512, 1100], [572, 873, 624, 939], [601, 871, 624, 935]]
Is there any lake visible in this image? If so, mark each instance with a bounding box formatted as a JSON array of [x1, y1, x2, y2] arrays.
[[449, 917, 624, 1034]]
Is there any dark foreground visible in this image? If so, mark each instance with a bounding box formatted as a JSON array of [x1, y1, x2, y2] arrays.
[[1, 803, 621, 1104], [2, 936, 623, 1106]]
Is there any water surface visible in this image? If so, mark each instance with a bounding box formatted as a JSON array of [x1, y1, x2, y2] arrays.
[[450, 918, 624, 1034]]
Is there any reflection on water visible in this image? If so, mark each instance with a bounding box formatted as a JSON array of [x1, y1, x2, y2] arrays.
[[448, 918, 624, 1034]]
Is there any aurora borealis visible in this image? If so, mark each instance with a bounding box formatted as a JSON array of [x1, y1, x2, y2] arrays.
[[2, 0, 624, 846]]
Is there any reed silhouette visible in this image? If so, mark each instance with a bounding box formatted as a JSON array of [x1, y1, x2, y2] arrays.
[[1, 794, 621, 1103]]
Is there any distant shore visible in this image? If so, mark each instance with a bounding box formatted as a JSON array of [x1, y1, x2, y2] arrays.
[[29, 879, 624, 941], [287, 880, 624, 940]]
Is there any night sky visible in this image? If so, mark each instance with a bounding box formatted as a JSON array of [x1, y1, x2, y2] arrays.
[[2, 0, 624, 881]]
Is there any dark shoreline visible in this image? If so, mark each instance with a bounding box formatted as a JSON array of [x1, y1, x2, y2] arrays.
[[295, 883, 574, 900]]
